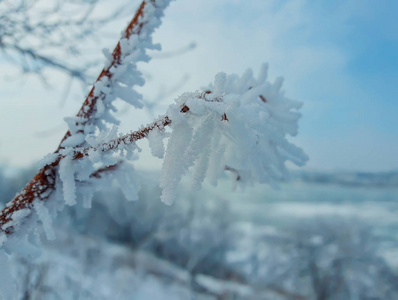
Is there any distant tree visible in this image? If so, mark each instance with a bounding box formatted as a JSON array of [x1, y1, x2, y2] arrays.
[[0, 0, 124, 85]]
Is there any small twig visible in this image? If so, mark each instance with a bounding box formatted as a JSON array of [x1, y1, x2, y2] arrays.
[[73, 116, 171, 160]]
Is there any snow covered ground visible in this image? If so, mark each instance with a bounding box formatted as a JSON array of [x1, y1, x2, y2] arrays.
[[1, 168, 398, 299]]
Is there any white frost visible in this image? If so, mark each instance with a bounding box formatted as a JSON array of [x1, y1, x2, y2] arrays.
[[58, 155, 77, 206], [147, 128, 165, 159], [33, 200, 55, 240], [160, 66, 308, 203]]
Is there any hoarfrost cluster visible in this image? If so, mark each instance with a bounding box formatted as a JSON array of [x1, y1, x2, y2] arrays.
[[159, 66, 308, 204]]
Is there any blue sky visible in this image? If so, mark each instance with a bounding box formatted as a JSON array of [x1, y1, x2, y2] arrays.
[[0, 0, 397, 171], [295, 0, 398, 170]]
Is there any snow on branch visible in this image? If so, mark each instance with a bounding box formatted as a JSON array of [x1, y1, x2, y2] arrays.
[[57, 0, 172, 150], [0, 0, 174, 243]]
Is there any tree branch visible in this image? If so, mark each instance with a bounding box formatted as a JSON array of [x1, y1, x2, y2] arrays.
[[0, 0, 163, 237]]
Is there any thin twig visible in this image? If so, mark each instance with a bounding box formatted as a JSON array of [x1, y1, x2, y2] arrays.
[[73, 116, 171, 160]]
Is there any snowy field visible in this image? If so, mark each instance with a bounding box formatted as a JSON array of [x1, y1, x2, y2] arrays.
[[1, 168, 398, 299]]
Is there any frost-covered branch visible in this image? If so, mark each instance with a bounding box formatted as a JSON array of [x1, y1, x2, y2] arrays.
[[73, 116, 171, 159], [57, 0, 170, 149], [0, 0, 174, 241], [0, 116, 168, 236]]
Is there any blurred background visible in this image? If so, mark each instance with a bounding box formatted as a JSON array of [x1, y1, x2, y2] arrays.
[[0, 0, 397, 299]]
